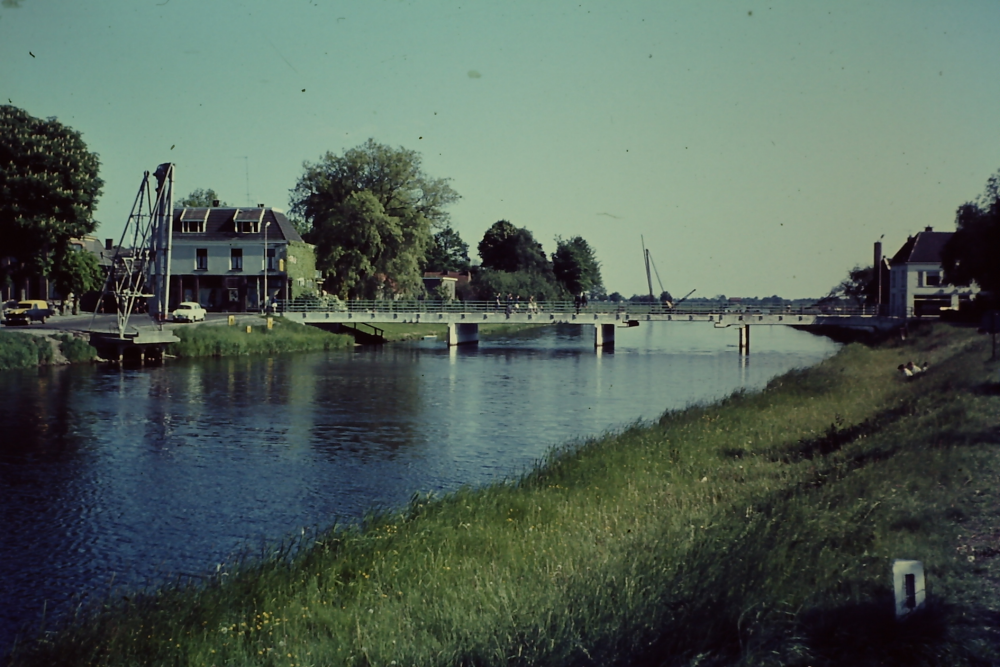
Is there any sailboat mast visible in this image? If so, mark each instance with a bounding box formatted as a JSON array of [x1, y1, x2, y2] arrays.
[[641, 235, 654, 301]]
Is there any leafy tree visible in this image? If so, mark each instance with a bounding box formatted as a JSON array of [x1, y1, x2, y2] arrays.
[[51, 246, 104, 313], [477, 220, 550, 274], [942, 169, 1000, 298], [471, 268, 569, 302], [176, 188, 227, 208], [551, 235, 603, 297], [0, 105, 104, 290], [608, 291, 624, 303], [290, 139, 459, 299], [659, 290, 674, 305], [424, 225, 470, 272], [826, 265, 875, 306]]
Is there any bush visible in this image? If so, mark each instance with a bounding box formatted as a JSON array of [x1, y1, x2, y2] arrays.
[[55, 334, 98, 364]]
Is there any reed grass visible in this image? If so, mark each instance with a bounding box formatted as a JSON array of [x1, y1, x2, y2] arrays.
[[7, 322, 1000, 666], [168, 318, 353, 358]]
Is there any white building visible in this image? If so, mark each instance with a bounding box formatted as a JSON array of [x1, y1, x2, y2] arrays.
[[888, 226, 978, 317], [170, 205, 317, 312]]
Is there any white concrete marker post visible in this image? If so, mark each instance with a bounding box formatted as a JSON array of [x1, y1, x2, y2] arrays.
[[892, 559, 926, 619]]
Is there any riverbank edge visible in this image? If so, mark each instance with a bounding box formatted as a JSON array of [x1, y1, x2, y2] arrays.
[[0, 319, 548, 370], [7, 322, 1000, 666]]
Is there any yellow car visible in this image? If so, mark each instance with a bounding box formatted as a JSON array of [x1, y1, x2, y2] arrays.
[[4, 300, 54, 325]]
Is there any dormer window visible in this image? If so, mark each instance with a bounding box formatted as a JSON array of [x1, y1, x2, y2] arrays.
[[178, 208, 209, 233], [233, 208, 264, 234]]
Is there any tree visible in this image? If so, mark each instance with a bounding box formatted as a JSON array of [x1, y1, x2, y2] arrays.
[[942, 169, 1000, 298], [477, 220, 550, 274], [826, 265, 875, 306], [424, 225, 470, 273], [552, 235, 603, 296], [289, 139, 459, 299], [470, 268, 569, 302], [0, 105, 104, 290], [176, 188, 227, 208], [51, 246, 104, 314]]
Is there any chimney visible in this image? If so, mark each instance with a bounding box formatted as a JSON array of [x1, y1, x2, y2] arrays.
[[874, 240, 883, 311], [257, 203, 265, 208], [212, 199, 220, 207], [924, 226, 933, 232], [105, 238, 113, 250]]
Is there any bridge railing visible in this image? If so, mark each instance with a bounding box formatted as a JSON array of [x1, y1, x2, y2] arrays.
[[274, 299, 882, 318]]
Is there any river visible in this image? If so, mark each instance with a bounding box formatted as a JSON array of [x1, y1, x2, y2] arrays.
[[0, 322, 839, 652]]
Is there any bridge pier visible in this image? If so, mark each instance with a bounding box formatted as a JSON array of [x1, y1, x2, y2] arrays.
[[738, 324, 750, 355], [594, 323, 616, 348], [447, 322, 480, 346]]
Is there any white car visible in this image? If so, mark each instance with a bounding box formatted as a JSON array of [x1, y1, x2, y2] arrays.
[[172, 302, 207, 322]]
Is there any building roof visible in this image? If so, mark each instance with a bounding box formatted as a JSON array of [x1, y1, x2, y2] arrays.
[[172, 207, 304, 243], [889, 227, 953, 266], [422, 270, 472, 284]]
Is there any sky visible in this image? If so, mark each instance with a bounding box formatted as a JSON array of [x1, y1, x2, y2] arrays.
[[3, 0, 999, 299]]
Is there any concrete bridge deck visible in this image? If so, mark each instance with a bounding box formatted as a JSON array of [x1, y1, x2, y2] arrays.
[[275, 300, 900, 350]]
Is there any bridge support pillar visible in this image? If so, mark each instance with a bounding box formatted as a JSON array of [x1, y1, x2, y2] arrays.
[[738, 324, 750, 355], [594, 323, 616, 348], [447, 322, 479, 346]]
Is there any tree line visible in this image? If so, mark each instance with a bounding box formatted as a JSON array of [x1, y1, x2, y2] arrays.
[[8, 100, 996, 310], [1, 107, 604, 306]]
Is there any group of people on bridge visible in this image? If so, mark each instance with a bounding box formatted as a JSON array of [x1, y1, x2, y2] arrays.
[[495, 293, 540, 316]]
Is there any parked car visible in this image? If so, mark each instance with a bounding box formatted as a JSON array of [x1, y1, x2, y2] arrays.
[[172, 301, 207, 322], [4, 300, 54, 325]]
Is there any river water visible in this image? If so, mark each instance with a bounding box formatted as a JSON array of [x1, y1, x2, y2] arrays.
[[0, 323, 839, 651]]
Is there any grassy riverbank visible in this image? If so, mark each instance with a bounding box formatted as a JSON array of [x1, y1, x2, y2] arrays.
[[7, 322, 1000, 666], [168, 317, 353, 358], [0, 331, 97, 370]]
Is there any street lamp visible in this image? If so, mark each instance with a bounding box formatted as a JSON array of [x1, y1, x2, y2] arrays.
[[262, 220, 271, 313]]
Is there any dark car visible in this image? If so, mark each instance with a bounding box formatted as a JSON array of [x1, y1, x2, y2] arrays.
[[4, 300, 54, 325]]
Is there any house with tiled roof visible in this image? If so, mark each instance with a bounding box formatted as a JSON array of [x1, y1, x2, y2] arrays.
[[888, 226, 978, 317], [170, 204, 318, 312]]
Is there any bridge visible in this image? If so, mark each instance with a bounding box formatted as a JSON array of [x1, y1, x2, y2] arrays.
[[274, 300, 900, 352]]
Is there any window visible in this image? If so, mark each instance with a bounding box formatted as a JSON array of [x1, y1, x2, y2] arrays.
[[196, 248, 208, 271], [230, 248, 243, 271], [178, 208, 209, 233], [233, 209, 264, 234], [266, 248, 276, 271], [924, 271, 941, 287]]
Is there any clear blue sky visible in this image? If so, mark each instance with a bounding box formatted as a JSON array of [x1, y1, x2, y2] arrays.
[[3, 1, 999, 298]]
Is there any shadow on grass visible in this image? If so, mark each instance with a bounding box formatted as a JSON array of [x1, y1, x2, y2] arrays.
[[793, 596, 1000, 667]]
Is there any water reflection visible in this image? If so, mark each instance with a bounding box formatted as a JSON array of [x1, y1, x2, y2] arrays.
[[0, 323, 838, 651]]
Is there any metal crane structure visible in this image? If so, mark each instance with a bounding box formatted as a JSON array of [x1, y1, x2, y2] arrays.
[[88, 163, 179, 361]]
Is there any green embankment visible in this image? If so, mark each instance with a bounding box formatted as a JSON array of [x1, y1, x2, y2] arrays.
[[168, 318, 353, 358], [0, 331, 97, 370], [8, 323, 1000, 666]]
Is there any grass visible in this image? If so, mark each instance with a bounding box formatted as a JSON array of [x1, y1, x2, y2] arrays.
[[168, 317, 353, 358], [53, 333, 99, 364], [0, 330, 61, 369], [6, 322, 1000, 666]]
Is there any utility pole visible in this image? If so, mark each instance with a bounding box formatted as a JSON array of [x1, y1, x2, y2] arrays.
[[263, 220, 271, 313]]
